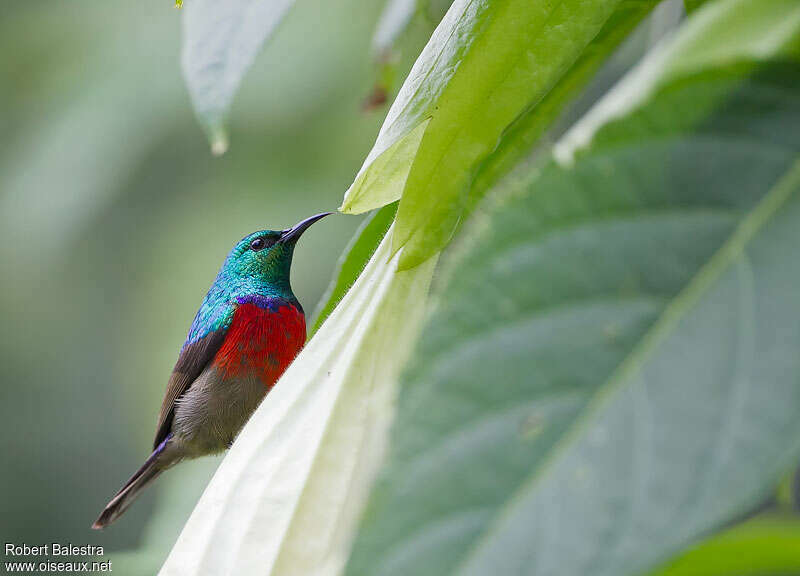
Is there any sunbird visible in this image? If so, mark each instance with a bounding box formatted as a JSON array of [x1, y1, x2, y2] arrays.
[[93, 212, 331, 529]]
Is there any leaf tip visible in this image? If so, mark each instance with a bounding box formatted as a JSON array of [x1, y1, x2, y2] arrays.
[[395, 241, 424, 271], [394, 222, 446, 271], [397, 252, 423, 271], [209, 126, 229, 156], [339, 182, 377, 215]]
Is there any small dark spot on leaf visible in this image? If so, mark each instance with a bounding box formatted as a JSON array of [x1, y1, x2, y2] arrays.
[[604, 323, 621, 343], [520, 413, 545, 441]]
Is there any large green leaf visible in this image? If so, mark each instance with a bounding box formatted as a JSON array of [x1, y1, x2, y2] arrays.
[[341, 0, 663, 270], [181, 0, 295, 153], [344, 2, 800, 575]]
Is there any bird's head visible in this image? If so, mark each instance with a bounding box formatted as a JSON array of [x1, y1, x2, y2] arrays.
[[220, 212, 331, 296]]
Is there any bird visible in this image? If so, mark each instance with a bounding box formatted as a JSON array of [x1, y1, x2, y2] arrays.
[[92, 212, 331, 529]]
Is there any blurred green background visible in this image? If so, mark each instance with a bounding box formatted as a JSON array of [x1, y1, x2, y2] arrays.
[[7, 1, 793, 574], [0, 0, 406, 571]]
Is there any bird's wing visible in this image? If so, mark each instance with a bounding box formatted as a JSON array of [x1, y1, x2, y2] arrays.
[[153, 328, 227, 449]]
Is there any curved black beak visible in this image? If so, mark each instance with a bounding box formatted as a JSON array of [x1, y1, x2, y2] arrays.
[[279, 212, 332, 245]]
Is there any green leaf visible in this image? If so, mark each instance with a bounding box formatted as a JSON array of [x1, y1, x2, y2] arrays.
[[309, 203, 398, 337], [555, 0, 800, 162], [160, 228, 437, 576], [344, 2, 800, 574], [392, 0, 662, 269], [648, 516, 800, 576], [467, 0, 655, 210], [341, 119, 430, 214], [342, 0, 664, 270], [181, 0, 295, 152]]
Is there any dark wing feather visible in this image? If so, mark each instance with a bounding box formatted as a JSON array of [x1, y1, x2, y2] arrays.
[[153, 329, 227, 448]]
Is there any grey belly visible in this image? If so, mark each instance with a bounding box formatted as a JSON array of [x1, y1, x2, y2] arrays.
[[171, 366, 268, 456]]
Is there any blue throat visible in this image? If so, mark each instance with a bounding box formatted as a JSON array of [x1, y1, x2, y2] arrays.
[[235, 293, 302, 313]]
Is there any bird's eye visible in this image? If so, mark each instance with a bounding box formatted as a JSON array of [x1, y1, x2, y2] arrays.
[[250, 237, 267, 251]]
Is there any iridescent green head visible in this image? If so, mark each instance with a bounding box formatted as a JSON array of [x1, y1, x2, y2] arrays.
[[219, 212, 331, 300]]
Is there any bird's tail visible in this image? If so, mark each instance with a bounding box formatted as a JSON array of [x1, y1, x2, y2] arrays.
[[92, 437, 175, 530]]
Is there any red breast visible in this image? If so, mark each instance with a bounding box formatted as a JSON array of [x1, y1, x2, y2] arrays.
[[212, 302, 306, 386]]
